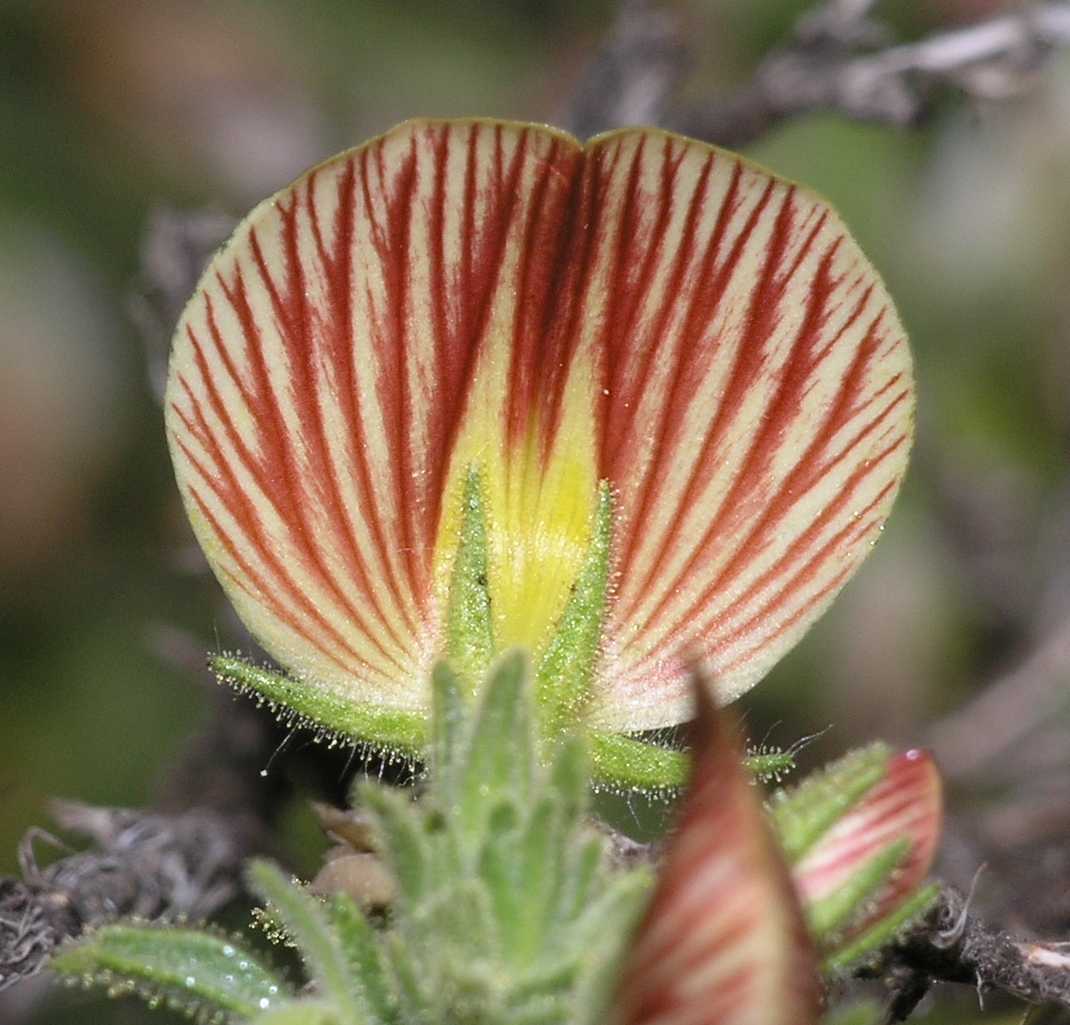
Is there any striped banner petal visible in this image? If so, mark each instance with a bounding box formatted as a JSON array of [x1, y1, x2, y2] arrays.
[[793, 749, 942, 936], [166, 119, 590, 709], [610, 679, 821, 1025], [167, 118, 912, 727], [584, 132, 913, 730]]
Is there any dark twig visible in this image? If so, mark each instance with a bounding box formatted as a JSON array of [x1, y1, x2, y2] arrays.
[[677, 2, 1070, 147], [0, 639, 287, 994], [127, 207, 235, 404], [0, 213, 268, 1002], [0, 805, 256, 991], [872, 885, 1070, 1019], [0, 626, 287, 996], [563, 0, 690, 139], [569, 0, 1070, 146]]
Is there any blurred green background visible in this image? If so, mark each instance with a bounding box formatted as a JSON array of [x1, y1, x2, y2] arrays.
[[3, 1, 1069, 1022]]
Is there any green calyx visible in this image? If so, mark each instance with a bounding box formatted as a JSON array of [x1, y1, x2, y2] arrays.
[[211, 655, 428, 759], [212, 647, 791, 792], [532, 480, 614, 741], [211, 467, 797, 793], [445, 467, 496, 694], [442, 468, 615, 749], [769, 742, 891, 863], [589, 731, 798, 791], [823, 883, 941, 975]]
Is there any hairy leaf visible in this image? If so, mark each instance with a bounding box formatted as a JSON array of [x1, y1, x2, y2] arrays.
[[52, 924, 291, 1020]]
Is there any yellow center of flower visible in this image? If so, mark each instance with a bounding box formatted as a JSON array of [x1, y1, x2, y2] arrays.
[[432, 349, 600, 662]]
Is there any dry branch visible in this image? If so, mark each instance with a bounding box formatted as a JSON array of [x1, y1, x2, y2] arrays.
[[873, 885, 1070, 1019], [567, 0, 1070, 145], [0, 805, 255, 991]]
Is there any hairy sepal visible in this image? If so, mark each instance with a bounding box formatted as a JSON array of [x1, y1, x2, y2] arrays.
[[212, 653, 426, 759], [246, 861, 380, 1024], [769, 742, 891, 863], [590, 730, 797, 793], [823, 883, 941, 975]]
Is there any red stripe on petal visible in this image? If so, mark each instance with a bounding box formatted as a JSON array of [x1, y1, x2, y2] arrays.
[[598, 135, 698, 473], [301, 162, 415, 650], [611, 168, 779, 599], [706, 435, 907, 650], [626, 233, 856, 637], [184, 479, 370, 678], [582, 132, 912, 729], [174, 372, 394, 676], [167, 120, 593, 707], [620, 181, 797, 604], [219, 254, 414, 670]]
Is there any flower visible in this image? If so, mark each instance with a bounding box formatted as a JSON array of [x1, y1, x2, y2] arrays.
[[166, 118, 913, 771]]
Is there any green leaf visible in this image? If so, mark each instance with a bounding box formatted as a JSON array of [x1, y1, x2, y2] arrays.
[[358, 785, 428, 906], [547, 736, 590, 836], [479, 816, 524, 959], [769, 743, 890, 863], [422, 879, 496, 962], [384, 934, 430, 1023], [574, 947, 625, 1025], [534, 483, 613, 740], [328, 894, 398, 1024], [514, 796, 562, 962], [824, 882, 940, 975], [246, 860, 370, 1024], [569, 872, 651, 1025], [457, 650, 534, 839], [445, 467, 495, 692], [556, 834, 605, 926], [52, 924, 291, 1020], [506, 993, 572, 1025], [560, 868, 650, 968], [807, 839, 909, 941], [429, 659, 468, 800], [505, 957, 578, 1005], [248, 999, 341, 1025], [212, 654, 426, 758]]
